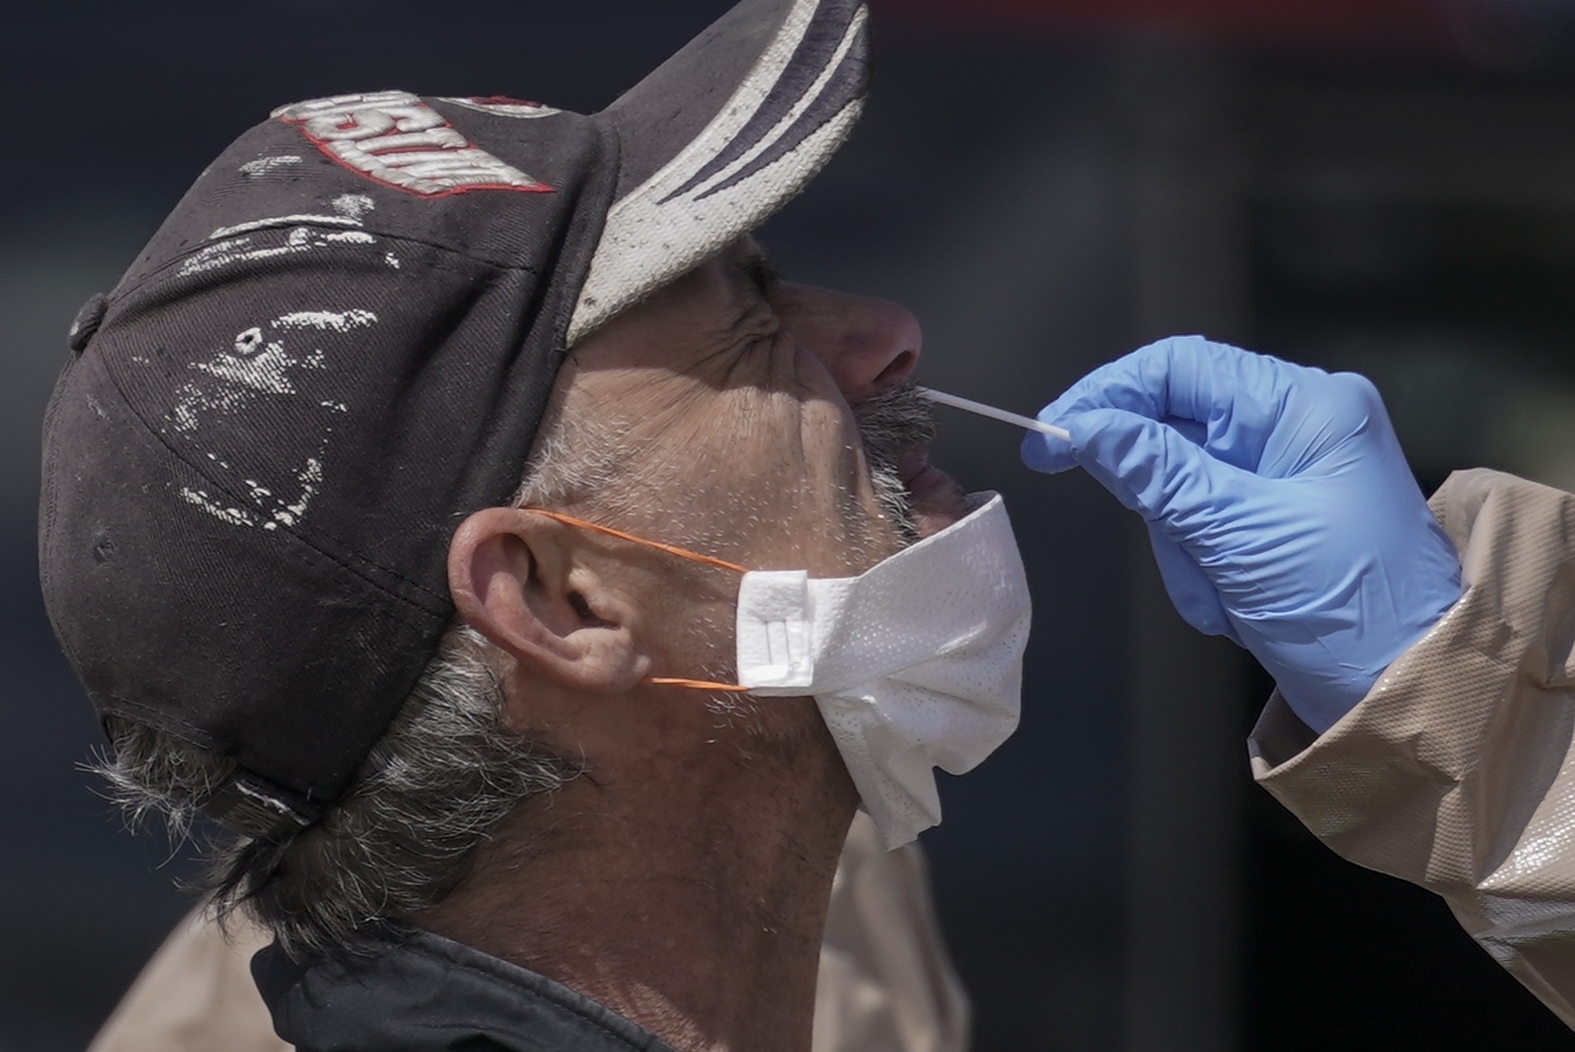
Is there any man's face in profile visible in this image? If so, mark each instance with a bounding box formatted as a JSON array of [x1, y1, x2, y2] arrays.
[[555, 238, 968, 578], [462, 237, 971, 751]]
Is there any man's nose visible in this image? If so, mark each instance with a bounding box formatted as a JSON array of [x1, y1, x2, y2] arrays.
[[780, 283, 922, 400]]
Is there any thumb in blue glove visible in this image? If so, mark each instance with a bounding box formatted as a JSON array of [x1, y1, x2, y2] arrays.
[[1021, 336, 1462, 733]]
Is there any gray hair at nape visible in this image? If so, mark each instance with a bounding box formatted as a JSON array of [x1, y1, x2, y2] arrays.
[[91, 402, 630, 960], [99, 623, 574, 959]]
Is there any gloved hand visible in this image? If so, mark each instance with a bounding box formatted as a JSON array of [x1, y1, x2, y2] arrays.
[[1021, 336, 1463, 733]]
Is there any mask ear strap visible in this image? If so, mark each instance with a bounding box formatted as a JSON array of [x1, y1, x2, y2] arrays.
[[646, 677, 752, 692], [526, 509, 749, 574], [523, 509, 753, 693]]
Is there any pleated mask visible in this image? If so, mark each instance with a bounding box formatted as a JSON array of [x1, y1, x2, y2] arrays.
[[533, 491, 1032, 850]]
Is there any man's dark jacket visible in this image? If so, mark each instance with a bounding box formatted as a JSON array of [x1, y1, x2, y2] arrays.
[[253, 928, 681, 1052]]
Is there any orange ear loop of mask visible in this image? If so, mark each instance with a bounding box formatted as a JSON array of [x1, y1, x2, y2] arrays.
[[525, 509, 753, 692]]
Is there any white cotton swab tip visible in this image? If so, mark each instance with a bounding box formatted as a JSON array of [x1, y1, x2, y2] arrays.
[[917, 387, 1072, 442]]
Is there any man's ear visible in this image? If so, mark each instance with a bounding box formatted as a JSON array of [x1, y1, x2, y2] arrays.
[[447, 508, 649, 692]]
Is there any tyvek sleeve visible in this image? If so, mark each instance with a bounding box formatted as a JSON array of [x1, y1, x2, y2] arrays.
[[814, 811, 972, 1052], [1249, 467, 1575, 1028], [86, 905, 289, 1052]]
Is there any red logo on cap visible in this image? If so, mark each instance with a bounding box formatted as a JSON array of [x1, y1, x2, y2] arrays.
[[271, 90, 555, 198]]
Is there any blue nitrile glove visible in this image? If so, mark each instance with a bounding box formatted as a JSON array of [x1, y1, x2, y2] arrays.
[[1021, 336, 1462, 733]]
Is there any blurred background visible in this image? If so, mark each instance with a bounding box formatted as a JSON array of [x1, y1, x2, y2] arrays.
[[5, 0, 1575, 1049]]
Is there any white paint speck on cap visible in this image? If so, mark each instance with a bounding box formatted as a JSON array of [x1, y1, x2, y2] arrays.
[[195, 342, 298, 395], [271, 458, 324, 528], [238, 155, 303, 177], [179, 487, 257, 528], [273, 310, 378, 334], [207, 214, 362, 241], [331, 194, 376, 220]]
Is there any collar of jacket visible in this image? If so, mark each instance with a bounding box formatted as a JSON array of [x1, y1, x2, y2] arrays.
[[252, 926, 680, 1052]]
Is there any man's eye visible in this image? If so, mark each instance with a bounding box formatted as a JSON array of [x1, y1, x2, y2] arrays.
[[744, 255, 782, 298]]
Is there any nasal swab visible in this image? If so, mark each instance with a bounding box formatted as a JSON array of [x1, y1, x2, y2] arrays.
[[917, 387, 1072, 442]]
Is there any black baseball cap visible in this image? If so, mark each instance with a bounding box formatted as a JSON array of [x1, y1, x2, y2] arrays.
[[39, 0, 869, 839]]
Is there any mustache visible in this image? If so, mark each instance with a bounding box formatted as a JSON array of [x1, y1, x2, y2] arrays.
[[853, 382, 936, 465], [853, 382, 935, 542]]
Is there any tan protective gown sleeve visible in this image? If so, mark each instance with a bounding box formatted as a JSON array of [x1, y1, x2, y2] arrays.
[[1250, 467, 1575, 1029], [88, 810, 970, 1052], [85, 906, 285, 1052]]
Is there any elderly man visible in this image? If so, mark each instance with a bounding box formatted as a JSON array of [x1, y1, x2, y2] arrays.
[[44, 1, 1027, 1049], [47, 0, 1575, 1046]]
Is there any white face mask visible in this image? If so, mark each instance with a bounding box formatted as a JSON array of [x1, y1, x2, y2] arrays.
[[736, 492, 1031, 849], [531, 491, 1031, 851]]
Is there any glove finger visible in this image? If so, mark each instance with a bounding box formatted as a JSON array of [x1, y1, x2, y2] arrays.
[[1030, 337, 1205, 430], [1022, 411, 1207, 474], [1029, 334, 1260, 424], [1066, 404, 1259, 543], [1147, 338, 1348, 472], [1147, 523, 1242, 644], [1024, 336, 1221, 473], [1034, 336, 1332, 473], [1021, 427, 1075, 473], [1164, 415, 1208, 446]]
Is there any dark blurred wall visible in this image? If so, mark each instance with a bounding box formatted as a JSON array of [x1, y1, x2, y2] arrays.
[[7, 3, 1575, 1052]]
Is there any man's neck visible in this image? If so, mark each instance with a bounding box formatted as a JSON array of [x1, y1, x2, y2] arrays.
[[413, 701, 857, 1052]]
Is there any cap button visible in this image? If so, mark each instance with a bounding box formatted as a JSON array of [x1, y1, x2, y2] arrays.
[[67, 293, 109, 355]]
